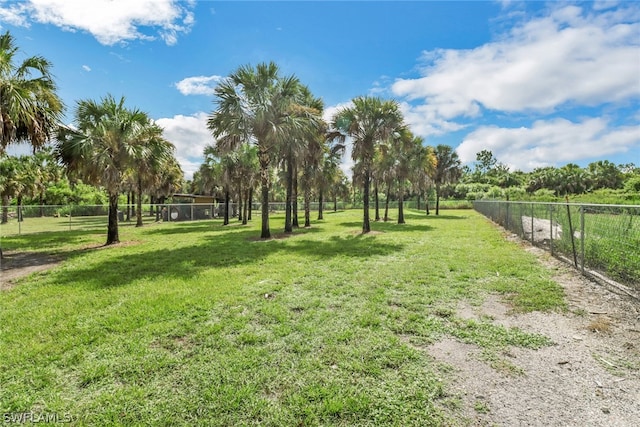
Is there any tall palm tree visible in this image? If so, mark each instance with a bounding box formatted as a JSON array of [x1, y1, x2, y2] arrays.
[[409, 144, 437, 214], [294, 88, 325, 229], [202, 145, 233, 224], [152, 157, 184, 221], [433, 144, 462, 215], [332, 97, 404, 233], [316, 140, 345, 220], [133, 123, 176, 227], [390, 129, 421, 224], [327, 169, 350, 212], [1, 31, 63, 153], [235, 143, 259, 225], [56, 95, 150, 245], [208, 62, 318, 238]]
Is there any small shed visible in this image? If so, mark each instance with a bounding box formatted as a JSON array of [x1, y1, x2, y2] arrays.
[[166, 194, 217, 221]]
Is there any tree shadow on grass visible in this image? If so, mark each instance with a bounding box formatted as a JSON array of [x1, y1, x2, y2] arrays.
[[1, 230, 103, 251], [144, 220, 226, 235], [338, 221, 434, 233], [46, 224, 404, 290]]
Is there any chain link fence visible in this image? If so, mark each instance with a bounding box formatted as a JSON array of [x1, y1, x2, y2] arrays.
[[474, 200, 640, 293], [0, 202, 350, 237]]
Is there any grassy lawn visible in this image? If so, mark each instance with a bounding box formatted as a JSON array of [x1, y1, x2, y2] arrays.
[[0, 209, 565, 426]]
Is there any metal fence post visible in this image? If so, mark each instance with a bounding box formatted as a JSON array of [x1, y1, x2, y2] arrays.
[[580, 206, 585, 274], [531, 203, 535, 244], [549, 204, 554, 256], [505, 202, 510, 229]]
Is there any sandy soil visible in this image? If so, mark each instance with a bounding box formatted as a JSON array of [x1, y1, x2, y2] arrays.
[[429, 242, 640, 426], [0, 250, 61, 290]]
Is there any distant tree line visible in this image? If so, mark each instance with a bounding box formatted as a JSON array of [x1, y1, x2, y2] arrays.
[[2, 30, 638, 254]]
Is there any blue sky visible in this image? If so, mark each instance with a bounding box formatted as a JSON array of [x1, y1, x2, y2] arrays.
[[1, 0, 638, 180]]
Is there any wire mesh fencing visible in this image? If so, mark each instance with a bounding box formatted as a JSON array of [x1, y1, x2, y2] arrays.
[[0, 201, 350, 237], [474, 200, 640, 292]]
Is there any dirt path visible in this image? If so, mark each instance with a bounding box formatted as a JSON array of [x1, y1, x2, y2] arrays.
[[0, 251, 61, 290], [430, 243, 640, 426]]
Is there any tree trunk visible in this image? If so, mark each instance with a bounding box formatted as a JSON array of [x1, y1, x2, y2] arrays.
[[333, 195, 337, 212], [223, 188, 230, 225], [131, 191, 136, 218], [304, 187, 311, 228], [126, 192, 131, 221], [435, 186, 440, 216], [384, 182, 390, 222], [17, 195, 23, 222], [374, 183, 380, 221], [1, 195, 9, 224], [317, 189, 324, 220], [107, 192, 120, 245], [362, 165, 371, 233], [426, 195, 430, 215], [238, 184, 243, 222], [416, 194, 421, 211], [292, 162, 299, 228], [259, 152, 271, 239], [242, 190, 248, 225], [136, 176, 143, 227], [248, 188, 253, 221], [397, 184, 405, 224], [285, 155, 293, 233]]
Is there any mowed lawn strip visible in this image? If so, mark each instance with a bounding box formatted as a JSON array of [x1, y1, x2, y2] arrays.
[[0, 209, 565, 426]]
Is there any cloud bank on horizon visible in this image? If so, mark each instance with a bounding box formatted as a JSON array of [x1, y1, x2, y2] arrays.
[[392, 3, 639, 170], [1, 0, 638, 180]]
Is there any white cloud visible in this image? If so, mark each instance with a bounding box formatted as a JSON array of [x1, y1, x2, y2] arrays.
[[175, 75, 223, 96], [82, 64, 91, 72], [456, 118, 640, 172], [322, 101, 353, 124], [155, 112, 212, 180], [323, 101, 355, 178], [0, 0, 195, 46], [0, 1, 29, 26], [392, 4, 640, 123]]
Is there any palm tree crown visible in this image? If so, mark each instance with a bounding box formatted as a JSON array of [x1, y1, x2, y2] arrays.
[[0, 31, 63, 153], [208, 62, 320, 238], [56, 94, 162, 244], [332, 96, 404, 233]]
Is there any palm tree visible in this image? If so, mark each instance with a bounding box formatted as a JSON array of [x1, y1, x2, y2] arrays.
[[132, 123, 176, 227], [0, 155, 20, 224], [202, 145, 233, 224], [208, 62, 316, 238], [375, 141, 396, 222], [293, 88, 326, 229], [281, 85, 324, 232], [56, 95, 150, 245], [316, 141, 345, 220], [332, 97, 404, 233], [327, 169, 350, 212], [152, 157, 184, 221], [1, 31, 63, 153], [392, 129, 422, 224], [433, 144, 462, 215], [30, 148, 62, 216], [409, 144, 437, 214]]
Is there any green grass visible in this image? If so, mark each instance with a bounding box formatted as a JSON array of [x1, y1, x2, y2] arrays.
[[0, 209, 565, 426]]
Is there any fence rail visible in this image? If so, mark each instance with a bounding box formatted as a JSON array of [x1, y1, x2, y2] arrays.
[[474, 200, 640, 293]]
